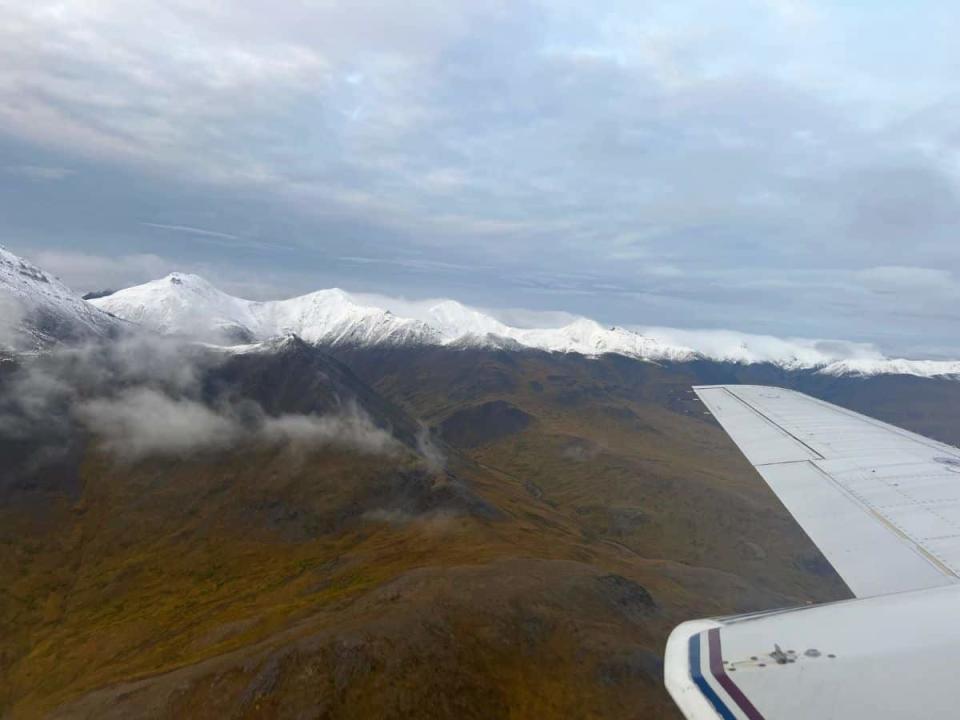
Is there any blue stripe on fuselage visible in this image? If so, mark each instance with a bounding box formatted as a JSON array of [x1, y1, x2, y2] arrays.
[[688, 632, 737, 720]]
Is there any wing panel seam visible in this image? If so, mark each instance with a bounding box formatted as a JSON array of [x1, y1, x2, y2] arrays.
[[799, 391, 960, 459], [717, 387, 825, 460], [805, 460, 959, 580]]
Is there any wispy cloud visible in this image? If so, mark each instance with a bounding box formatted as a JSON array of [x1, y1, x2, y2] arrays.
[[141, 223, 241, 241], [339, 256, 489, 273], [4, 165, 75, 181]]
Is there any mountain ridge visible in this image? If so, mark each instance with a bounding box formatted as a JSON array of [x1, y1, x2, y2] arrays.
[[92, 270, 960, 378], [2, 245, 958, 377]]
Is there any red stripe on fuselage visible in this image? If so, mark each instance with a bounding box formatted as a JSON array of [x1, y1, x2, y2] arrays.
[[708, 628, 766, 720]]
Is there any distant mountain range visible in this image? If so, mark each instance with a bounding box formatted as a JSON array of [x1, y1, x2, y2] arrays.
[[2, 245, 959, 377], [89, 272, 696, 362], [90, 269, 960, 378]]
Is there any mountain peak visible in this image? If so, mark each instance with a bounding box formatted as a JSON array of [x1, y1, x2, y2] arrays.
[[425, 299, 510, 339], [93, 276, 439, 348], [165, 271, 209, 286], [155, 272, 228, 296]]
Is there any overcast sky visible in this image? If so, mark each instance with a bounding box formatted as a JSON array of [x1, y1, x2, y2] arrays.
[[1, 1, 959, 356]]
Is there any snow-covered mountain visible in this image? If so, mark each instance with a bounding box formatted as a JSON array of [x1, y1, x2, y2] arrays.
[[91, 273, 698, 362], [91, 272, 960, 378], [90, 273, 442, 347], [0, 246, 121, 351]]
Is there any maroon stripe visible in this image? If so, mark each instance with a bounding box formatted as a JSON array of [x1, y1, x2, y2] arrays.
[[708, 628, 766, 720]]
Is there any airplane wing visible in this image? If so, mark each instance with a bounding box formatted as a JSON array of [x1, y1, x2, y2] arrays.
[[665, 384, 960, 720], [693, 383, 960, 598]]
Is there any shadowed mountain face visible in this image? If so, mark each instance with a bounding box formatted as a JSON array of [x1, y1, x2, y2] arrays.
[[5, 343, 960, 718], [439, 400, 533, 448], [202, 337, 423, 447]]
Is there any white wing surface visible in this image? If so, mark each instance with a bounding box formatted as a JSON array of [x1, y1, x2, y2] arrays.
[[694, 384, 960, 598]]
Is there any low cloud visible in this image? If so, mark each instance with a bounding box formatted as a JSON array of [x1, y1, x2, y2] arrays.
[[0, 334, 405, 466], [0, 334, 217, 453], [415, 425, 446, 473], [76, 388, 239, 460], [260, 409, 401, 457], [75, 389, 400, 462]]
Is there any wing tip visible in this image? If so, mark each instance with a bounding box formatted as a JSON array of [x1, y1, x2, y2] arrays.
[[664, 619, 726, 719]]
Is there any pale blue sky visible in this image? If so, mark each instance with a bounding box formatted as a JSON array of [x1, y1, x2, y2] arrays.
[[2, 1, 959, 356]]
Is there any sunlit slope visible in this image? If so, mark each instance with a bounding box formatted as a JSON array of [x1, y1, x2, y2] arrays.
[[336, 348, 855, 600], [2, 427, 784, 719]]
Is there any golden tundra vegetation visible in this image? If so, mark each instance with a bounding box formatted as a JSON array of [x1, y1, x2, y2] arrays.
[[8, 344, 958, 719]]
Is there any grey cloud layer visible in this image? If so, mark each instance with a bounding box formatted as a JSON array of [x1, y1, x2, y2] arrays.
[[1, 1, 959, 354]]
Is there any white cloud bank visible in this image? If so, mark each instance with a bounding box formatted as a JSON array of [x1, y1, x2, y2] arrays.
[[635, 326, 885, 367]]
